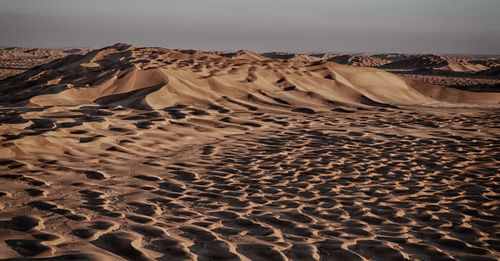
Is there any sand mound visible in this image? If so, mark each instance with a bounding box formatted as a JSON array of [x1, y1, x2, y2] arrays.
[[1, 43, 498, 110], [0, 47, 89, 80], [380, 54, 449, 70], [326, 54, 392, 67], [221, 49, 269, 61], [476, 65, 500, 77], [380, 54, 489, 73], [261, 52, 322, 63]]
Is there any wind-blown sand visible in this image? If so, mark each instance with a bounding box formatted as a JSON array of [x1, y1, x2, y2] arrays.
[[0, 44, 499, 260]]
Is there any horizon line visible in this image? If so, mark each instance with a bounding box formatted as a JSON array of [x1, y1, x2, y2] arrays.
[[1, 43, 500, 57]]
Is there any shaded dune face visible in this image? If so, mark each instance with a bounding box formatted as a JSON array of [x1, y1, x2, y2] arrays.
[[1, 43, 499, 110]]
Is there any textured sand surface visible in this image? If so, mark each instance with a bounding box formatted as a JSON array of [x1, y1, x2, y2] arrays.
[[321, 53, 500, 92], [0, 47, 89, 80], [262, 52, 500, 92], [3, 46, 499, 91], [0, 44, 499, 260]]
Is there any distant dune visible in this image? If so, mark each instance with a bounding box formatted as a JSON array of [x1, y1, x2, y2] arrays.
[[0, 47, 89, 79], [325, 55, 392, 67], [378, 54, 489, 73]]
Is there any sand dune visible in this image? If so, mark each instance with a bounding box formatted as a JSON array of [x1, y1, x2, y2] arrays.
[[261, 52, 322, 63], [0, 47, 89, 80], [476, 65, 500, 77], [0, 44, 499, 260], [326, 55, 392, 67], [221, 50, 269, 62], [324, 53, 500, 92], [1, 43, 499, 110], [377, 54, 488, 73], [328, 53, 496, 75]]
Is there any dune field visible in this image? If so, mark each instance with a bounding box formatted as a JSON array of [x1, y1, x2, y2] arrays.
[[0, 44, 499, 260]]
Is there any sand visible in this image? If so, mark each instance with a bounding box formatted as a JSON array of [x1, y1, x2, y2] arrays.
[[321, 53, 500, 92], [0, 44, 499, 260], [0, 47, 89, 80]]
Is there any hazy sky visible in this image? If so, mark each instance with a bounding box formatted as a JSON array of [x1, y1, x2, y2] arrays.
[[1, 0, 499, 54]]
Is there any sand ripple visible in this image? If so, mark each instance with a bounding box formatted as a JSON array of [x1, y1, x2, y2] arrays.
[[0, 104, 498, 260]]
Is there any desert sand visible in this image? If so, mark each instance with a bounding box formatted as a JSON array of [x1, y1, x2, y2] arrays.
[[0, 43, 499, 260], [259, 52, 500, 93], [320, 53, 500, 92], [0, 47, 89, 80]]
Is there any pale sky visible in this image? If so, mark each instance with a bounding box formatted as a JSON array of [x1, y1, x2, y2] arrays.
[[1, 0, 499, 54]]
